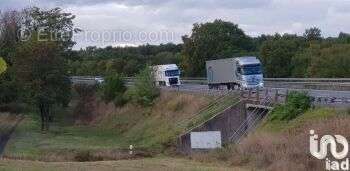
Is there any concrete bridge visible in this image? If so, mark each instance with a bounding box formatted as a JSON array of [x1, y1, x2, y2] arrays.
[[176, 92, 273, 154]]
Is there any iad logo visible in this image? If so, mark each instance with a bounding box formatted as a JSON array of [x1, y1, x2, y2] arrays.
[[310, 130, 349, 170]]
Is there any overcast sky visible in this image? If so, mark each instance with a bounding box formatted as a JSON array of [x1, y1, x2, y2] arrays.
[[1, 0, 350, 49]]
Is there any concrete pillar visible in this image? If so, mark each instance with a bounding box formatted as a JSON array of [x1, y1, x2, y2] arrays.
[[248, 89, 252, 100], [274, 89, 279, 103]]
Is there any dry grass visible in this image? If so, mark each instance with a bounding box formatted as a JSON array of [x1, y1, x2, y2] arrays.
[[83, 91, 211, 128], [191, 108, 350, 171], [4, 91, 213, 161], [0, 157, 242, 171]]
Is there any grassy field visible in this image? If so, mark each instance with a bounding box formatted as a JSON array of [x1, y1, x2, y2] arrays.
[[3, 91, 219, 161], [0, 157, 244, 171]]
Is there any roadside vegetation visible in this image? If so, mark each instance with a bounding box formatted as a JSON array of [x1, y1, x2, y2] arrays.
[[3, 91, 213, 161], [0, 5, 349, 171], [190, 93, 349, 171], [0, 157, 239, 171], [0, 57, 6, 75]]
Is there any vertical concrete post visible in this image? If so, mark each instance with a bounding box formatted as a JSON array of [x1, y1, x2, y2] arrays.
[[248, 89, 252, 100], [274, 89, 279, 103], [240, 90, 244, 98]]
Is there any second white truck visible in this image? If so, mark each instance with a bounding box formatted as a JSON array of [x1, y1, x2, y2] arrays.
[[206, 57, 264, 90], [152, 64, 181, 86]]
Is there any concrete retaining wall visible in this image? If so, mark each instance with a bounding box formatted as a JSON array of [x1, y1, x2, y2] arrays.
[[177, 101, 247, 154]]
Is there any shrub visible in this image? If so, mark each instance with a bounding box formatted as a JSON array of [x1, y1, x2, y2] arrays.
[[74, 151, 102, 162], [0, 103, 25, 114], [73, 84, 97, 122], [269, 91, 311, 121], [0, 57, 7, 75], [128, 66, 160, 106], [100, 74, 127, 107]]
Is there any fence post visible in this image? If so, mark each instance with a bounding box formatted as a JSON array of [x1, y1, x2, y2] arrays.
[[274, 89, 279, 103], [285, 89, 289, 103]]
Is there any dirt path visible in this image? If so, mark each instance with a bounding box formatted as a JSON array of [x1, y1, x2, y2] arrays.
[[0, 157, 245, 171], [0, 114, 23, 156]]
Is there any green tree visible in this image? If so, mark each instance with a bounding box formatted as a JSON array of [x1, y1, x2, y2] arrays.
[[306, 44, 350, 77], [260, 35, 304, 77], [181, 19, 254, 76], [0, 11, 22, 104], [14, 38, 71, 131], [151, 52, 180, 65], [127, 66, 160, 106], [0, 57, 7, 75], [338, 32, 350, 44], [101, 74, 127, 106], [22, 7, 81, 50], [304, 27, 322, 41], [12, 7, 79, 131]]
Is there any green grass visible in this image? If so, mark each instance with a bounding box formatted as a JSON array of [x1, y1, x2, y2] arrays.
[[261, 107, 338, 133], [0, 157, 243, 171], [4, 91, 215, 160], [4, 115, 128, 160]]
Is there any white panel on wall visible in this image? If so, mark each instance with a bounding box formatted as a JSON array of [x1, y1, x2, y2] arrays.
[[190, 131, 222, 149]]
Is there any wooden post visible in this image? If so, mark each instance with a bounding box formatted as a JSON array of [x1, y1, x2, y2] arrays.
[[274, 89, 279, 103]]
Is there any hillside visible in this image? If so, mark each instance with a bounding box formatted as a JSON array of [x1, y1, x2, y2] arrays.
[[191, 107, 350, 171], [3, 91, 219, 161]]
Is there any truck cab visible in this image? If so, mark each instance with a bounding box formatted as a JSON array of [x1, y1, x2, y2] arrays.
[[152, 64, 181, 86], [234, 57, 264, 89]]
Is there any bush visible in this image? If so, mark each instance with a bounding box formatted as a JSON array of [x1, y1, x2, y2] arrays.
[[0, 103, 25, 114], [74, 151, 102, 162], [73, 84, 97, 122], [128, 66, 160, 106], [269, 91, 311, 121], [100, 74, 127, 107]]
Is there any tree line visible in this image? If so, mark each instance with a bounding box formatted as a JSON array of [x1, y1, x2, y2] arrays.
[[67, 20, 350, 78], [1, 7, 350, 130]]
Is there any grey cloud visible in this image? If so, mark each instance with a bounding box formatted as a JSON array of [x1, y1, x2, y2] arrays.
[[1, 0, 271, 9], [1, 0, 350, 49]]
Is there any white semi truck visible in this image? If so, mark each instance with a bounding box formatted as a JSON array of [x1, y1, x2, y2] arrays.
[[152, 64, 181, 86], [206, 57, 264, 90]]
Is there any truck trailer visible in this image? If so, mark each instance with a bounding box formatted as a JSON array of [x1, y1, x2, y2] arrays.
[[152, 64, 181, 86], [206, 57, 264, 90]]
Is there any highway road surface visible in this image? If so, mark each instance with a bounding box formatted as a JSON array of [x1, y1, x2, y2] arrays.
[[163, 84, 350, 107]]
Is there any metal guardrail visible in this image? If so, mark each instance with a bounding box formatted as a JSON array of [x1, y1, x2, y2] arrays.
[[73, 76, 350, 83], [181, 77, 350, 83]]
